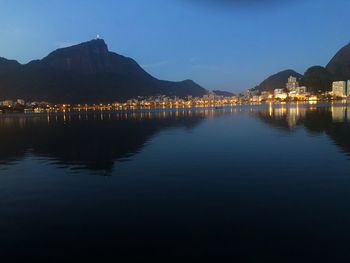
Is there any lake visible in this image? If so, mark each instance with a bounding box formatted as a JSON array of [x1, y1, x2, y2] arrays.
[[1, 103, 350, 261]]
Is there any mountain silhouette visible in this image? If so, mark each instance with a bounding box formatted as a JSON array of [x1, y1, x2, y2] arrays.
[[326, 42, 350, 80], [0, 39, 207, 103]]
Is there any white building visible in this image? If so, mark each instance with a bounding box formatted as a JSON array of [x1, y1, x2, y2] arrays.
[[2, 100, 14, 107], [332, 81, 347, 97], [274, 89, 288, 100], [251, 95, 262, 102], [17, 99, 25, 105], [274, 89, 284, 96], [286, 76, 299, 92], [260, 91, 271, 100], [296, 86, 307, 94]]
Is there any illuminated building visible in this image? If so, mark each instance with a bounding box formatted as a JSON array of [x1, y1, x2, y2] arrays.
[[17, 99, 25, 105], [274, 89, 288, 100], [2, 100, 14, 107], [296, 86, 307, 94], [332, 81, 347, 97], [286, 76, 299, 92]]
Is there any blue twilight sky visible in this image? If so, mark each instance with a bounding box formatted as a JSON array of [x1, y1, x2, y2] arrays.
[[0, 0, 349, 92]]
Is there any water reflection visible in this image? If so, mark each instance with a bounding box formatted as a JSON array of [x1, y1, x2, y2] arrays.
[[0, 110, 215, 173], [2, 104, 350, 173], [3, 105, 350, 261], [254, 103, 350, 157]]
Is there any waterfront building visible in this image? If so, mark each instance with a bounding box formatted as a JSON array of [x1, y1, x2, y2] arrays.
[[2, 100, 14, 107], [332, 81, 347, 97], [296, 86, 307, 94], [274, 89, 287, 99], [347, 80, 350, 97], [274, 89, 284, 96], [17, 99, 25, 105], [206, 91, 215, 100], [286, 76, 299, 92], [251, 96, 262, 102], [241, 89, 259, 100], [288, 86, 308, 99], [275, 93, 288, 100], [260, 91, 272, 100]]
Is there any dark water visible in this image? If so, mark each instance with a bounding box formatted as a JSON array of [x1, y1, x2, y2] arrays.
[[1, 103, 350, 262]]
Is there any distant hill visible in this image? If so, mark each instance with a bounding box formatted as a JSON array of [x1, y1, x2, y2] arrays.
[[0, 39, 207, 103], [326, 42, 350, 80], [253, 42, 350, 94], [300, 66, 334, 93], [253, 69, 303, 93], [213, 90, 235, 96]]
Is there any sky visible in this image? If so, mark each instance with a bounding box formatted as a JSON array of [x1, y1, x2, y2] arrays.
[[0, 0, 349, 92]]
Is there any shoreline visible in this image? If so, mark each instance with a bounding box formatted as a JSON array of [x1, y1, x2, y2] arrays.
[[0, 101, 348, 117]]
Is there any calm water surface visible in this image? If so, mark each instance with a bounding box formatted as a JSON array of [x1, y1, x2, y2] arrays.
[[1, 103, 350, 261]]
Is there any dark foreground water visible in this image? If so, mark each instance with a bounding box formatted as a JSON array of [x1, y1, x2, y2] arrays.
[[1, 103, 350, 262]]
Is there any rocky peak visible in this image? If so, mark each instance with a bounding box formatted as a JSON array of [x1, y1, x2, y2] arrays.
[[42, 39, 111, 74]]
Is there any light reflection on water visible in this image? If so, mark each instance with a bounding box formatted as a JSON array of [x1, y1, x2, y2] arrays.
[[0, 104, 350, 170], [1, 103, 350, 261], [0, 102, 350, 172]]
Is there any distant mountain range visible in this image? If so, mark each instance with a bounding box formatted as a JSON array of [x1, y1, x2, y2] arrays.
[[0, 39, 207, 103], [2, 39, 350, 101], [254, 42, 350, 93]]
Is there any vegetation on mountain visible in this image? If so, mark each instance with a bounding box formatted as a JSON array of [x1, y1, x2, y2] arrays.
[[300, 66, 334, 93]]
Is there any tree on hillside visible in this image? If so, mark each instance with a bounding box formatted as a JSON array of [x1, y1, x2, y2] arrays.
[[300, 66, 334, 93]]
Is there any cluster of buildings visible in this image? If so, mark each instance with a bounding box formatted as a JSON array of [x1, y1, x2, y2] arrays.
[[276, 76, 308, 100], [262, 76, 309, 101], [2, 76, 350, 114], [0, 99, 26, 107], [0, 99, 50, 108], [0, 99, 51, 113], [239, 76, 310, 102], [244, 76, 350, 102], [121, 92, 240, 109]]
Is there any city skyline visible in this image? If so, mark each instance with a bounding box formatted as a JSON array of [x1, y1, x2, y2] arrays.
[[0, 0, 349, 92]]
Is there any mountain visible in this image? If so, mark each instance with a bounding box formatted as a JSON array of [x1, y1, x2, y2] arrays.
[[0, 39, 207, 103], [213, 90, 235, 96], [253, 69, 303, 93], [326, 42, 350, 80], [300, 66, 334, 93]]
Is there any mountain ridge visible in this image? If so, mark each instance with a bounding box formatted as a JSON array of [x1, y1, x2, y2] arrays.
[[0, 39, 207, 103]]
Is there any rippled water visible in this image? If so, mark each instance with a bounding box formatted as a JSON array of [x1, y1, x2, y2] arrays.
[[1, 103, 350, 261]]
